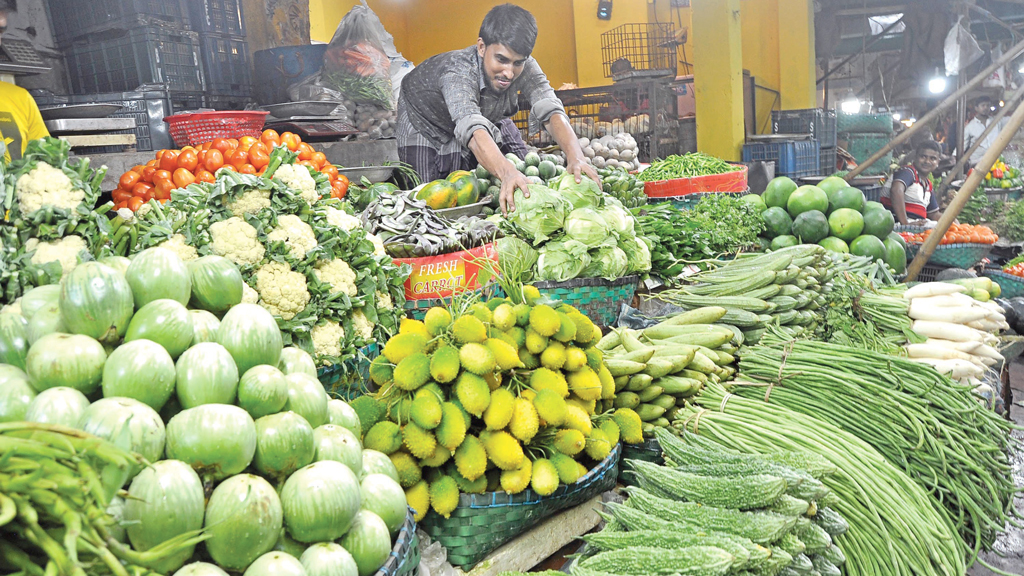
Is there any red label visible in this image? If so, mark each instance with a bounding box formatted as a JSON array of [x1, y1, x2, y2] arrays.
[[393, 243, 498, 301]]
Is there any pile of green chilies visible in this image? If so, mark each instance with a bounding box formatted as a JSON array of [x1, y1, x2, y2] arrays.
[[733, 336, 1018, 563], [638, 153, 742, 182], [0, 423, 205, 576], [677, 383, 967, 576]]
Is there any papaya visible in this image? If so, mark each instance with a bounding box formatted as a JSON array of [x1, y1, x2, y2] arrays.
[[448, 172, 481, 206], [417, 180, 459, 209]]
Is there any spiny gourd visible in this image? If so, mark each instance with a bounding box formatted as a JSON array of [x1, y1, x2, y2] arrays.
[[454, 372, 491, 416], [454, 434, 488, 481], [488, 327, 518, 348], [383, 333, 428, 364], [406, 480, 431, 522], [364, 421, 403, 454], [485, 298, 507, 311], [509, 397, 539, 443], [430, 345, 461, 383], [389, 395, 414, 424], [429, 476, 460, 518], [525, 328, 548, 355], [424, 307, 452, 336], [513, 303, 532, 326], [533, 388, 567, 427], [585, 428, 612, 461], [470, 303, 492, 324], [529, 305, 560, 337], [484, 387, 515, 430], [459, 342, 496, 375], [484, 372, 502, 391], [564, 347, 588, 372], [585, 347, 604, 371], [400, 318, 430, 338], [451, 466, 488, 494], [389, 451, 422, 488], [350, 396, 385, 436], [531, 458, 560, 496], [540, 341, 567, 371], [506, 326, 527, 349], [552, 313, 577, 343], [550, 453, 581, 484], [600, 420, 620, 446], [369, 355, 394, 386], [393, 353, 431, 391], [597, 365, 616, 399], [521, 285, 541, 305], [402, 422, 437, 459], [568, 396, 597, 415], [481, 430, 525, 471], [553, 428, 586, 456], [435, 401, 468, 450], [612, 408, 643, 444], [420, 445, 452, 467], [486, 338, 523, 370], [530, 367, 568, 397], [492, 303, 516, 331], [519, 349, 540, 369], [452, 315, 487, 344], [500, 458, 532, 494], [564, 404, 593, 435], [571, 314, 598, 347], [567, 366, 603, 401]]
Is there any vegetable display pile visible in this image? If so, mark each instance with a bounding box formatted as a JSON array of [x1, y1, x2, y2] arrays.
[[596, 307, 739, 438], [596, 167, 647, 209], [0, 251, 410, 576], [490, 177, 651, 283], [638, 153, 741, 182], [579, 133, 642, 172], [361, 191, 500, 258], [476, 151, 568, 190], [112, 129, 354, 211], [359, 291, 645, 519], [574, 428, 849, 576], [980, 157, 1021, 190], [632, 195, 764, 279], [898, 223, 999, 246], [1003, 253, 1024, 277]]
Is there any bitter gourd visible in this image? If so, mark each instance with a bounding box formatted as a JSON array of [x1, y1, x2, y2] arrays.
[[811, 507, 849, 537], [578, 546, 735, 576], [628, 459, 787, 510]]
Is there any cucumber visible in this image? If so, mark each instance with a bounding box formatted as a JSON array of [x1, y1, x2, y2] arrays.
[[619, 347, 656, 363], [643, 324, 734, 346], [658, 375, 701, 395], [636, 404, 667, 422], [614, 392, 641, 409], [687, 352, 718, 374], [650, 345, 697, 362], [658, 306, 728, 325], [627, 373, 653, 391], [651, 417, 671, 428], [638, 385, 664, 403], [620, 330, 647, 352], [605, 359, 646, 376], [613, 375, 629, 392], [596, 330, 621, 350], [642, 357, 676, 379]]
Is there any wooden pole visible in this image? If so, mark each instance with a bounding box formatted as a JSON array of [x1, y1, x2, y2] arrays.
[[906, 99, 1024, 281], [936, 82, 1024, 198], [845, 36, 1024, 181]]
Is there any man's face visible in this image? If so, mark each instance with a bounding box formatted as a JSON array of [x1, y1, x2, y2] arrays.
[[0, 10, 7, 47], [476, 40, 527, 92], [975, 101, 993, 118], [914, 148, 941, 175]]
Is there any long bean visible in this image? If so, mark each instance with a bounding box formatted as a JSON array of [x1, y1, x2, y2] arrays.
[[638, 153, 742, 181]]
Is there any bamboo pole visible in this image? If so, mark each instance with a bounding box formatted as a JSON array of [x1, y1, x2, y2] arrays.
[[845, 36, 1024, 181], [906, 99, 1024, 281], [935, 82, 1024, 197]]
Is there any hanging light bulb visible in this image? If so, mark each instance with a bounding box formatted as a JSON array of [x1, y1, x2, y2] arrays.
[[928, 76, 948, 94]]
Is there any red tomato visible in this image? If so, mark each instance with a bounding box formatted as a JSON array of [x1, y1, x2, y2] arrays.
[[154, 178, 176, 199], [177, 150, 199, 172], [141, 166, 158, 183], [331, 179, 349, 199], [145, 159, 159, 168], [220, 164, 237, 172], [280, 132, 301, 151], [237, 136, 257, 153], [239, 164, 257, 175], [211, 138, 233, 154], [159, 150, 179, 172], [321, 165, 339, 181], [297, 142, 314, 161], [153, 170, 172, 183], [261, 129, 281, 148], [205, 149, 225, 172], [131, 182, 154, 199], [111, 188, 132, 203], [119, 171, 140, 190], [310, 151, 327, 170], [173, 168, 197, 189], [228, 149, 249, 169], [127, 196, 145, 211], [114, 200, 129, 210], [130, 164, 146, 175], [336, 174, 349, 187], [195, 169, 216, 184], [248, 143, 270, 169]]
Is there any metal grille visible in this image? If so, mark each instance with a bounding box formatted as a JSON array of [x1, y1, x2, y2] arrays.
[[600, 23, 677, 80]]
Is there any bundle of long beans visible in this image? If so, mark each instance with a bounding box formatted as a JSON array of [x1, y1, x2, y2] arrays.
[[818, 275, 919, 354], [733, 334, 1018, 562], [0, 423, 205, 576], [677, 383, 967, 576]]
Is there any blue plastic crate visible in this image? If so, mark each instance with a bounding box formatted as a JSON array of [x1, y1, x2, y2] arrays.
[[186, 0, 245, 35], [772, 108, 837, 148], [742, 139, 820, 179], [199, 33, 252, 97], [48, 0, 187, 46], [65, 27, 204, 94]]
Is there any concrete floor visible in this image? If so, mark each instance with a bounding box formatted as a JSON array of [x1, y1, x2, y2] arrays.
[[967, 361, 1024, 576]]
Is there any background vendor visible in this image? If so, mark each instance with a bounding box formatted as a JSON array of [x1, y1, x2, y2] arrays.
[[397, 3, 597, 214], [0, 0, 49, 163], [881, 140, 943, 225]]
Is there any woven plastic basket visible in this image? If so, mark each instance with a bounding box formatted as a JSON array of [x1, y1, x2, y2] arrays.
[[984, 269, 1024, 299], [419, 443, 621, 569], [533, 276, 638, 327], [402, 286, 505, 320], [164, 110, 268, 146], [317, 343, 380, 400], [904, 242, 992, 269], [618, 437, 663, 486], [378, 507, 420, 576]]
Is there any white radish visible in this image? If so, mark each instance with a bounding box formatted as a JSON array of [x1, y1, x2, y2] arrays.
[[904, 344, 977, 362], [908, 301, 990, 323], [912, 320, 986, 342], [966, 319, 1003, 333], [908, 358, 983, 379], [973, 343, 1005, 362], [904, 283, 967, 299], [911, 295, 971, 308], [924, 339, 983, 353]]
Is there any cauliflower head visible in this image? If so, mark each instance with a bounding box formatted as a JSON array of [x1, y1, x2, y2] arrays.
[[267, 214, 317, 260], [274, 164, 318, 205], [351, 309, 374, 340], [324, 206, 362, 232], [312, 320, 345, 360], [26, 235, 87, 277], [3, 298, 23, 316], [16, 163, 84, 215], [229, 188, 272, 218], [158, 234, 199, 262], [313, 259, 357, 297], [210, 217, 266, 266], [376, 290, 393, 310], [368, 233, 387, 257], [241, 282, 259, 305], [255, 260, 310, 320]]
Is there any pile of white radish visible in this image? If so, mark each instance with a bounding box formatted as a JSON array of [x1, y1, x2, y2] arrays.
[[903, 282, 1007, 390]]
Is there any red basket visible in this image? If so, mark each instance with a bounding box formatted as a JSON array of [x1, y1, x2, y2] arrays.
[[643, 164, 748, 198], [164, 110, 269, 147]]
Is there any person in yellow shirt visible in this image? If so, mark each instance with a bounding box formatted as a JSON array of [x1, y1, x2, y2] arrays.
[[0, 0, 49, 163]]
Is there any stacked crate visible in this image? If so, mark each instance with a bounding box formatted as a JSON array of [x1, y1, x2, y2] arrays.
[[770, 108, 837, 177], [186, 0, 254, 109], [837, 112, 894, 176]]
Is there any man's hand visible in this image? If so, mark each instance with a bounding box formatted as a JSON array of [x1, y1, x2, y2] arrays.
[[567, 157, 601, 188], [499, 166, 532, 216]]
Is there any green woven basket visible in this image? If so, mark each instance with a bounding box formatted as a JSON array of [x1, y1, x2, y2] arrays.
[[402, 286, 505, 320], [379, 507, 420, 576], [837, 112, 894, 134], [317, 343, 380, 400], [984, 269, 1024, 299], [533, 276, 639, 327], [905, 242, 992, 269], [419, 443, 621, 569], [618, 437, 663, 486]]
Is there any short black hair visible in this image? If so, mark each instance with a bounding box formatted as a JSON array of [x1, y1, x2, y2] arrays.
[[916, 140, 942, 157], [479, 4, 538, 57], [975, 96, 994, 107]]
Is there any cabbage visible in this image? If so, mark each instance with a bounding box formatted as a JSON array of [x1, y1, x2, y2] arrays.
[[507, 185, 570, 244], [495, 237, 539, 277], [564, 208, 610, 247], [554, 173, 602, 210], [601, 198, 635, 238], [582, 246, 629, 280], [537, 239, 591, 282], [619, 236, 652, 274]]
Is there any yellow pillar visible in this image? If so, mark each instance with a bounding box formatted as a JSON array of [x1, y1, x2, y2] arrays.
[[777, 0, 816, 109], [692, 0, 744, 161]]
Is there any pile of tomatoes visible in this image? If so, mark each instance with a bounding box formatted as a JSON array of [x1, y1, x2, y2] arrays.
[[112, 129, 351, 211], [1002, 261, 1024, 278], [898, 223, 999, 246]]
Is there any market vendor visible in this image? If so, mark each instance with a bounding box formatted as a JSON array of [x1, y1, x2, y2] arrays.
[[0, 0, 49, 163], [397, 3, 598, 214], [881, 140, 943, 225]]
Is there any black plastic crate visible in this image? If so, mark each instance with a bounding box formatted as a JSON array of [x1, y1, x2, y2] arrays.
[[63, 89, 204, 151], [772, 108, 837, 149], [199, 33, 252, 96], [65, 27, 205, 94], [203, 93, 255, 111], [820, 146, 837, 176], [600, 23, 677, 80], [48, 0, 186, 46], [186, 0, 245, 35]]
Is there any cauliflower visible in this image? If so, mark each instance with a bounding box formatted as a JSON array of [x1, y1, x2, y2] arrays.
[[210, 217, 266, 266], [242, 282, 259, 305], [255, 261, 310, 320], [368, 233, 387, 257], [16, 162, 83, 215], [158, 234, 199, 262], [229, 188, 272, 218], [135, 202, 153, 218], [3, 298, 23, 316], [376, 290, 393, 310], [324, 206, 362, 232], [351, 309, 374, 340], [274, 164, 318, 205], [313, 259, 357, 297], [25, 235, 87, 277], [267, 214, 317, 260], [312, 320, 345, 360]]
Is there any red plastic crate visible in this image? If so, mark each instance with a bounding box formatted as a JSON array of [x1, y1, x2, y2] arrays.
[[643, 165, 748, 197], [164, 110, 268, 146]]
